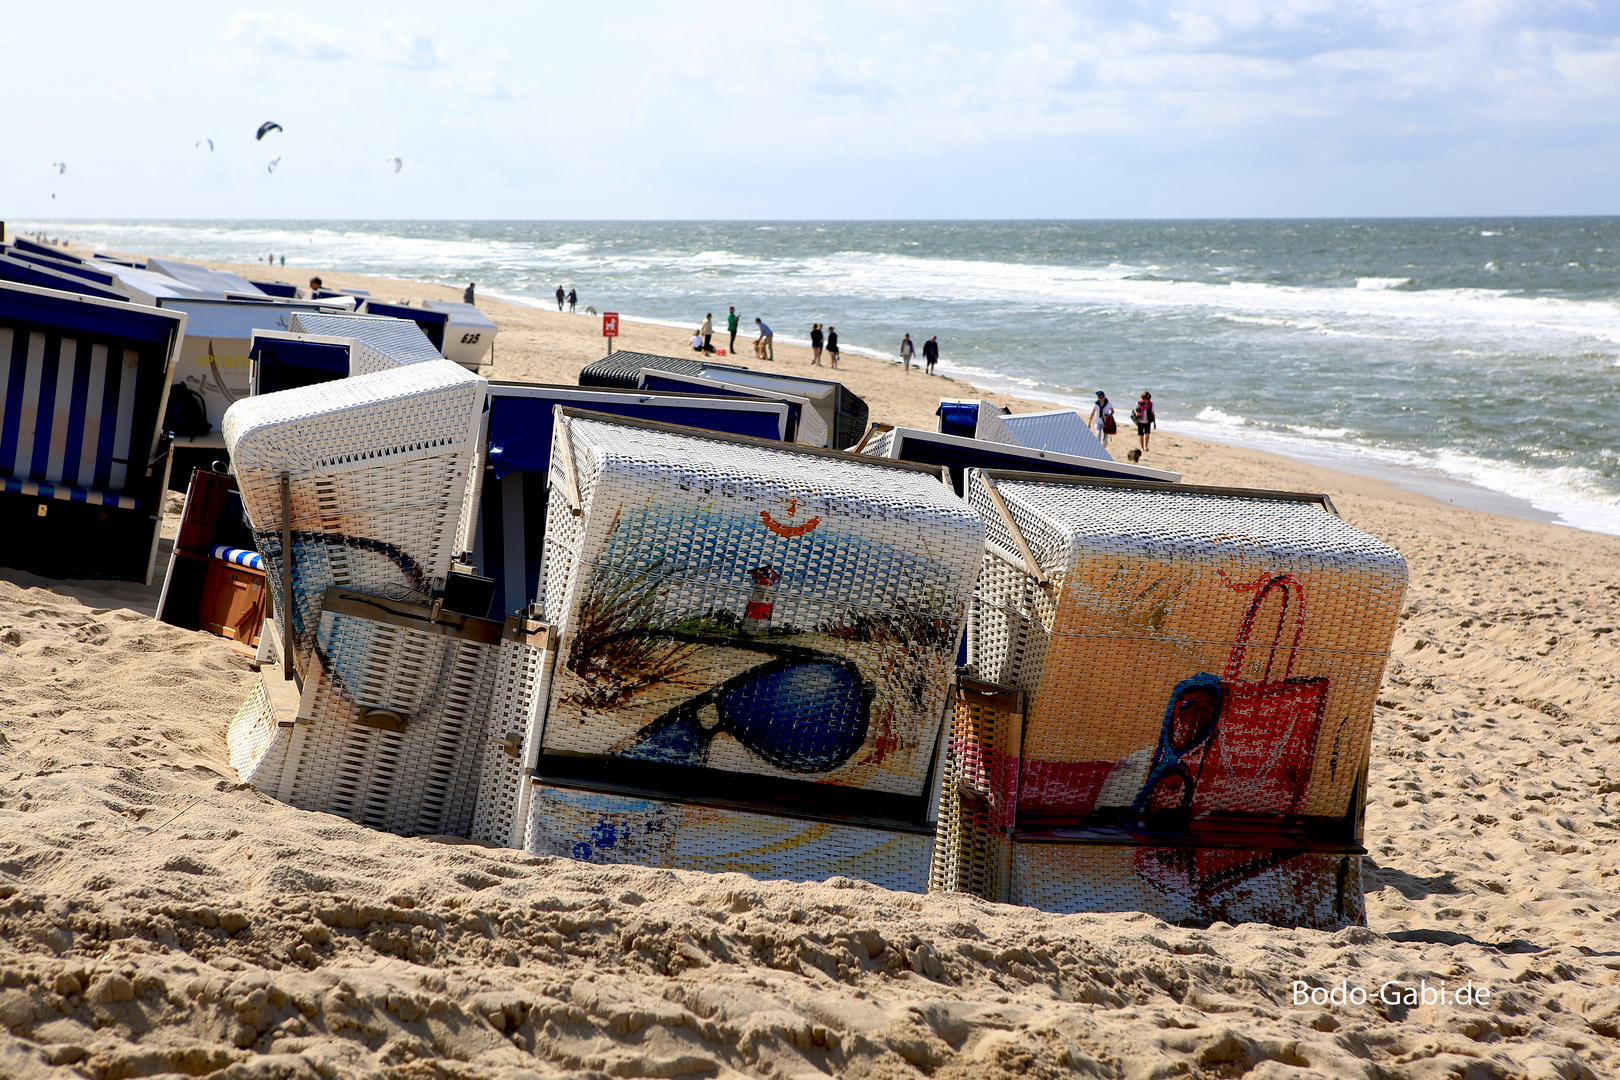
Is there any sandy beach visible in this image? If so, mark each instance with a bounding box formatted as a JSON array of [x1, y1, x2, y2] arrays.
[[1, 258, 1618, 1079]]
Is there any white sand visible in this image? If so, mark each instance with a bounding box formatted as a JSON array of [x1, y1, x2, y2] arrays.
[[0, 258, 1616, 1079]]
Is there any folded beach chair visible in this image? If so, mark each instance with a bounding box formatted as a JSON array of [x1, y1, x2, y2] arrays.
[[579, 351, 745, 388], [420, 300, 498, 370], [248, 313, 442, 396], [222, 358, 531, 837], [0, 282, 185, 582], [637, 367, 830, 447], [936, 399, 1111, 461], [510, 410, 984, 890], [157, 297, 363, 481], [465, 387, 796, 846], [144, 257, 267, 299], [0, 254, 130, 302], [359, 300, 450, 353], [932, 470, 1407, 928], [857, 423, 1175, 495]]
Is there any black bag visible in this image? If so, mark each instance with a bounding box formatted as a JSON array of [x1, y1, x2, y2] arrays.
[[166, 384, 212, 436]]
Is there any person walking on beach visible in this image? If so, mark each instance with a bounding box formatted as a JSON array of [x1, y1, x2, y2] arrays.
[[755, 318, 774, 360], [463, 282, 476, 305], [701, 313, 714, 354], [900, 334, 915, 372], [825, 326, 840, 369], [922, 335, 939, 375], [1132, 391, 1156, 454], [810, 323, 824, 366], [1088, 390, 1116, 449], [726, 307, 739, 354], [555, 285, 565, 311], [568, 288, 577, 313]]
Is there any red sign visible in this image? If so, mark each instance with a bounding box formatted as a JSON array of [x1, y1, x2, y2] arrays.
[[602, 312, 619, 337]]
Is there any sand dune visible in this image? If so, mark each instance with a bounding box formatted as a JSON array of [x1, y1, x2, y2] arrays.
[[0, 259, 1616, 1078]]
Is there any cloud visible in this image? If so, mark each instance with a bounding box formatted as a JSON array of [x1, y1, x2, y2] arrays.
[[223, 10, 438, 69], [454, 71, 515, 101], [223, 11, 352, 61]]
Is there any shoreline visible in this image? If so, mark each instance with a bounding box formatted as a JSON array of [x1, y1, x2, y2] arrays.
[[59, 235, 1615, 537]]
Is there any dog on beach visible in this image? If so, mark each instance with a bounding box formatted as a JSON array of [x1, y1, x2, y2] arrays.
[[1126, 449, 1142, 463]]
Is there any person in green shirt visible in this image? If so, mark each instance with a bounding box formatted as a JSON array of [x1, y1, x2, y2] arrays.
[[726, 307, 740, 354]]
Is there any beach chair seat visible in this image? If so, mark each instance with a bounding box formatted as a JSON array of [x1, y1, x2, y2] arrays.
[[222, 358, 518, 836], [0, 282, 184, 581], [511, 410, 985, 890], [931, 470, 1408, 928]]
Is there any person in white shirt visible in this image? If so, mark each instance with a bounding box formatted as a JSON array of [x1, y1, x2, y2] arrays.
[[1087, 390, 1116, 448]]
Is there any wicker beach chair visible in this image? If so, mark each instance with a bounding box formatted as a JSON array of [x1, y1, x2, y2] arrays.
[[464, 387, 796, 847], [857, 424, 1175, 495], [513, 409, 984, 890], [936, 399, 1111, 461], [222, 359, 529, 837], [638, 368, 830, 447], [932, 470, 1408, 928], [0, 281, 185, 582]]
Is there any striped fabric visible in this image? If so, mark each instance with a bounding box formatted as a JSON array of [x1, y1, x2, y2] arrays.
[[0, 325, 142, 507], [211, 545, 264, 570], [0, 476, 138, 509]]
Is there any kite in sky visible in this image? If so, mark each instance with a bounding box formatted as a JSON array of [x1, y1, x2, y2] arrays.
[[51, 162, 66, 174], [386, 156, 402, 173], [196, 138, 213, 151], [256, 122, 283, 141], [267, 156, 282, 173]]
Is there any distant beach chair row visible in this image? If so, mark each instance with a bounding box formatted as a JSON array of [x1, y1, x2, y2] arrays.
[[0, 246, 499, 582], [210, 342, 1405, 929]]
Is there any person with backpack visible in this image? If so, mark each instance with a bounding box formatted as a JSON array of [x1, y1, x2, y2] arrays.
[[1133, 391, 1156, 454], [1088, 390, 1116, 449]]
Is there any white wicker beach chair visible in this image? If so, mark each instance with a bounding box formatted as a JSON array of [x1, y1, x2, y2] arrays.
[[222, 359, 514, 836], [932, 470, 1408, 928], [511, 409, 984, 890]]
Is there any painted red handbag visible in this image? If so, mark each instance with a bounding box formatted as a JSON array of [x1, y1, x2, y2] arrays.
[[1192, 574, 1327, 817]]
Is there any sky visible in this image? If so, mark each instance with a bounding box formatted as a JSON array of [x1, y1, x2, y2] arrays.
[[6, 0, 1620, 219]]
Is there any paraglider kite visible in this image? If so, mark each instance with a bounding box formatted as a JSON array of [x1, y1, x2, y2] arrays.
[[256, 121, 283, 141], [267, 156, 282, 173], [51, 162, 66, 174], [196, 138, 214, 151], [385, 156, 402, 173]]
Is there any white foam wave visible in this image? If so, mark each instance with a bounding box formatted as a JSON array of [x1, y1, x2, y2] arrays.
[[1170, 416, 1620, 536], [1355, 277, 1413, 290]]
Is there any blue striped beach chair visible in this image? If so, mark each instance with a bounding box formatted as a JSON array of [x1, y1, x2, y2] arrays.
[[0, 282, 186, 581]]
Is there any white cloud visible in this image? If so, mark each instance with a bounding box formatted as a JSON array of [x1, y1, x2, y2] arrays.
[[223, 10, 439, 69]]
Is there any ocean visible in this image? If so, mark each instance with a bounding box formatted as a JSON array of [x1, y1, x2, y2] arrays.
[[22, 217, 1620, 535]]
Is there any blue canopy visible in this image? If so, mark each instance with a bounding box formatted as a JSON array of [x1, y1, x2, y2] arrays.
[[487, 389, 785, 478], [249, 337, 351, 395]]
